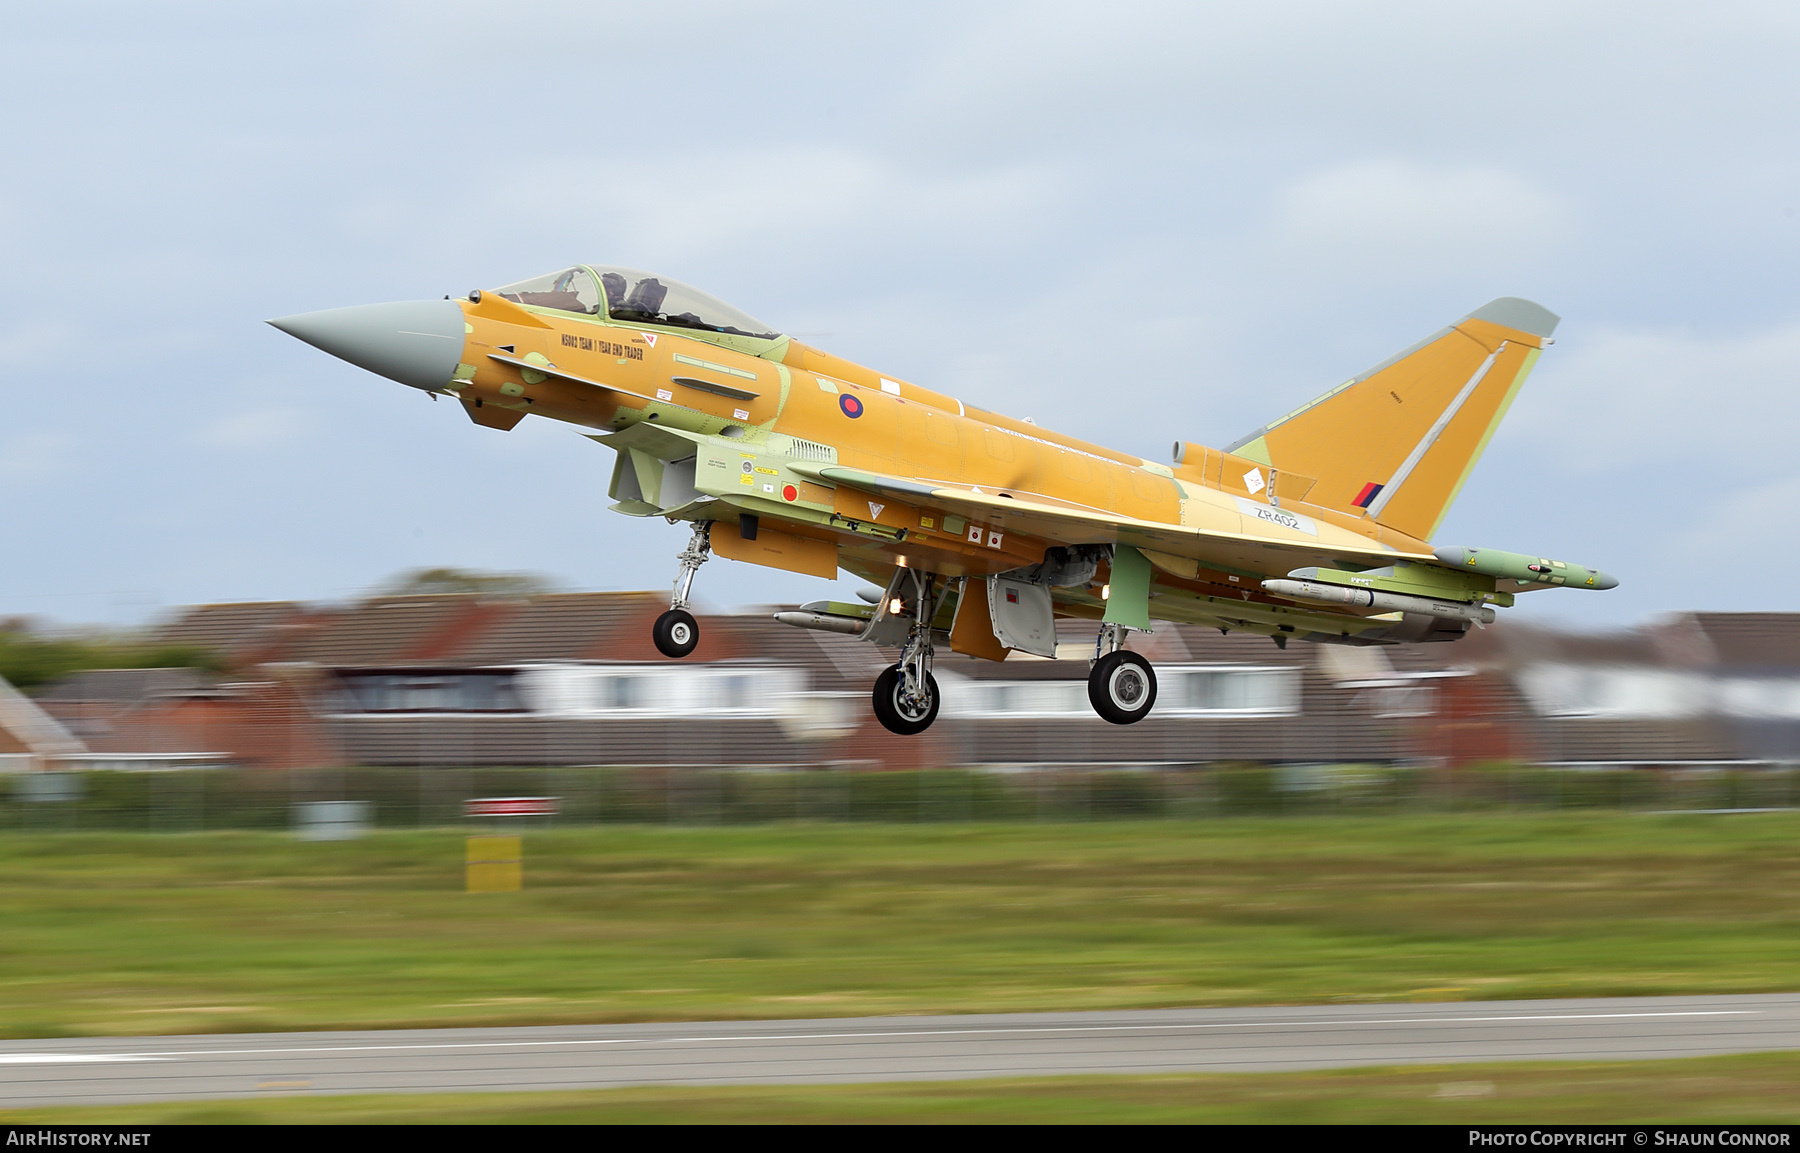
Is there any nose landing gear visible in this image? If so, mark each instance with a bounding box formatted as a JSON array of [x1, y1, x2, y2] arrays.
[[654, 521, 711, 659], [872, 569, 942, 736]]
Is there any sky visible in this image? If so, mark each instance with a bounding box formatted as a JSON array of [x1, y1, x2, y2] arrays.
[[3, 1, 1799, 634]]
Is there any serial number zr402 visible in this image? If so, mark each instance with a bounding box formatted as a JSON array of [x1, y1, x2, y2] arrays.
[[563, 333, 644, 359]]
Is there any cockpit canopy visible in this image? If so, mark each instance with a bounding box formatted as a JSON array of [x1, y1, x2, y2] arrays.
[[495, 265, 780, 341]]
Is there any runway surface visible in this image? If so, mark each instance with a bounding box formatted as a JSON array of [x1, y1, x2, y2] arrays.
[[4, 994, 1800, 1106]]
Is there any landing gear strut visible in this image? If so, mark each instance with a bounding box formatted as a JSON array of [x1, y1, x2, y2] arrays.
[[654, 521, 710, 658], [1088, 622, 1157, 724], [872, 569, 941, 735]]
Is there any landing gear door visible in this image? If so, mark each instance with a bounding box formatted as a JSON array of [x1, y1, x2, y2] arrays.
[[988, 576, 1055, 658]]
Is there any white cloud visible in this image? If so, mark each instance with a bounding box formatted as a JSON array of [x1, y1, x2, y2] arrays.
[[1268, 161, 1570, 280], [1510, 320, 1800, 472], [1674, 472, 1800, 559], [0, 315, 81, 367], [198, 408, 309, 450], [308, 146, 1074, 328], [0, 432, 76, 482]]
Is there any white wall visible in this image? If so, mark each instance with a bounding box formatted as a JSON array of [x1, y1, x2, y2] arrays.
[[1518, 663, 1800, 720], [514, 662, 808, 719], [941, 666, 1299, 719]]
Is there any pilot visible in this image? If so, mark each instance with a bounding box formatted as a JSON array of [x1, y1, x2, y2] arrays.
[[600, 271, 628, 312]]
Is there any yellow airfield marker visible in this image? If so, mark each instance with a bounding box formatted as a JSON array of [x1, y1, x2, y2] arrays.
[[466, 835, 522, 893]]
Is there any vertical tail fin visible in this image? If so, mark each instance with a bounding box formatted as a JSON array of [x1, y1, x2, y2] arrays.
[[1225, 298, 1558, 542]]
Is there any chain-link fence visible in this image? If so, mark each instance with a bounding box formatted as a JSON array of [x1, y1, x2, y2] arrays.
[[3, 763, 1798, 833]]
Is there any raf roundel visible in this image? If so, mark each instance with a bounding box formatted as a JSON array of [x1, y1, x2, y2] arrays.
[[838, 392, 864, 419]]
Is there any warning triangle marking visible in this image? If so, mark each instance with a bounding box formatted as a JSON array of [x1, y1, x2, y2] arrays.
[[868, 502, 885, 519]]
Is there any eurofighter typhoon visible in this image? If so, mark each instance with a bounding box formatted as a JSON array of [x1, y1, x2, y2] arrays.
[[271, 267, 1614, 735]]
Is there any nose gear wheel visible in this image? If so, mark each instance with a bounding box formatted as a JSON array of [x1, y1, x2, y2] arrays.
[[653, 608, 699, 658], [873, 665, 940, 735]]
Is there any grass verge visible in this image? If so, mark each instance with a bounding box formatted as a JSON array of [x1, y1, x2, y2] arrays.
[[0, 814, 1797, 1037]]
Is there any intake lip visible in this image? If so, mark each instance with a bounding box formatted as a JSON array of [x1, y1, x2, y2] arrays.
[[268, 299, 465, 391]]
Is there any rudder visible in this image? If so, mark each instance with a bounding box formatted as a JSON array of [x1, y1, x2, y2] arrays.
[[1225, 298, 1557, 541]]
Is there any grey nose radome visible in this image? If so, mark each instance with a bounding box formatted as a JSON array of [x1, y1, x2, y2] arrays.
[[268, 299, 466, 391]]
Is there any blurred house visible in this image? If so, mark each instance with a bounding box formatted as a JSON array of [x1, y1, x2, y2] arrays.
[[1446, 612, 1800, 768], [22, 594, 1800, 772], [29, 667, 297, 771], [0, 675, 86, 771]]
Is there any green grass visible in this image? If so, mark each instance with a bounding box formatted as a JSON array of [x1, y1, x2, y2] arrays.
[[0, 814, 1798, 1038], [8, 1052, 1800, 1124]]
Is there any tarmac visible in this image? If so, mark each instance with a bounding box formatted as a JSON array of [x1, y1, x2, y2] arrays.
[[4, 994, 1799, 1106]]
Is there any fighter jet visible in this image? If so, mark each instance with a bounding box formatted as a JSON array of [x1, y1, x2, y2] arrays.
[[270, 266, 1615, 735]]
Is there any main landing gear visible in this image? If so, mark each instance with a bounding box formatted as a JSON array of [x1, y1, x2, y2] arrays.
[[862, 574, 1158, 733], [1088, 622, 1156, 725], [654, 520, 710, 658], [872, 569, 941, 736]]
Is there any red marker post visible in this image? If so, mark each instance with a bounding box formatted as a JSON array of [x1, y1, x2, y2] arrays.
[[464, 797, 561, 818]]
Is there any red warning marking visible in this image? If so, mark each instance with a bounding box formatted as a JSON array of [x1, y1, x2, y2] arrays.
[[464, 797, 560, 817], [782, 484, 798, 502]]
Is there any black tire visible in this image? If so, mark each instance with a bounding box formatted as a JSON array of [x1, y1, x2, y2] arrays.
[[653, 609, 699, 658], [872, 665, 940, 735], [1088, 651, 1157, 724]]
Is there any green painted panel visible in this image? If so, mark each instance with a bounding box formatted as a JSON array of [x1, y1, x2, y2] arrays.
[[1103, 545, 1154, 632], [629, 449, 664, 506], [770, 364, 792, 425], [1234, 436, 1273, 466]]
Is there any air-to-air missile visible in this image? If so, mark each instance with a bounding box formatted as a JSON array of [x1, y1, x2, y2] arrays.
[[1259, 578, 1498, 624]]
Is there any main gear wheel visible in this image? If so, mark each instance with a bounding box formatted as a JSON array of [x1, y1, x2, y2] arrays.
[[1088, 650, 1157, 724]]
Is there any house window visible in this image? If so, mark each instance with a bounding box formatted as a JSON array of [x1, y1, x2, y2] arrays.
[[592, 675, 642, 711], [1176, 668, 1296, 714], [716, 673, 752, 710], [338, 672, 522, 713]]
